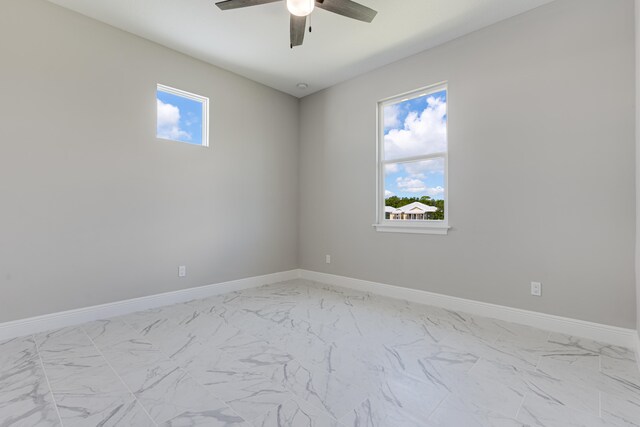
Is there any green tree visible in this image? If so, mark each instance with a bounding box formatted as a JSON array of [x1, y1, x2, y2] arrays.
[[385, 196, 402, 208]]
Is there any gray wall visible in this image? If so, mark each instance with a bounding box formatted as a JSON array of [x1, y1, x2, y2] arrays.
[[299, 0, 637, 328], [636, 0, 640, 337], [1, 0, 636, 330], [0, 0, 299, 322]]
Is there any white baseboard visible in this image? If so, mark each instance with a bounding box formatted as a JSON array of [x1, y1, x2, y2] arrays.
[[300, 270, 639, 350], [0, 270, 300, 342], [3, 268, 637, 358], [636, 333, 640, 372]]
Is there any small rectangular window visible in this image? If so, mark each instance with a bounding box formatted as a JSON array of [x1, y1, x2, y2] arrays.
[[375, 83, 449, 235], [157, 84, 209, 147]]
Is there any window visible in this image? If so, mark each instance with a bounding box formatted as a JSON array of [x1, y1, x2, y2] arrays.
[[375, 83, 449, 235], [156, 84, 209, 147]]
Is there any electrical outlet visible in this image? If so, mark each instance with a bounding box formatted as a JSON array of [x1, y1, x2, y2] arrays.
[[325, 255, 331, 264], [531, 282, 542, 297], [178, 265, 187, 278]]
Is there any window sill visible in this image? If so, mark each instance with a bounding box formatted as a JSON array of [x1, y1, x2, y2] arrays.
[[373, 222, 450, 235]]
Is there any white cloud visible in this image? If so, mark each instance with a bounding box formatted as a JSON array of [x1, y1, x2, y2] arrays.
[[396, 177, 427, 193], [157, 99, 191, 141], [384, 101, 447, 199], [385, 163, 399, 174], [384, 96, 447, 160], [384, 104, 401, 130], [395, 177, 444, 197], [426, 186, 445, 198], [385, 190, 395, 198], [386, 158, 446, 199], [404, 158, 444, 176]]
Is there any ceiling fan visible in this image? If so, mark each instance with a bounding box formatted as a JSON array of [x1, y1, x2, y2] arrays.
[[214, 0, 378, 48]]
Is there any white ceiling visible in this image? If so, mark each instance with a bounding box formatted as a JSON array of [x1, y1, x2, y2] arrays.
[[46, 0, 555, 97]]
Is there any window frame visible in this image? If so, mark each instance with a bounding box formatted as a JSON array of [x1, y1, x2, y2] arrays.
[[156, 83, 210, 148], [374, 82, 450, 235]]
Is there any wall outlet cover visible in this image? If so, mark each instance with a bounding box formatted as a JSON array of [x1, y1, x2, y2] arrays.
[[531, 282, 542, 297]]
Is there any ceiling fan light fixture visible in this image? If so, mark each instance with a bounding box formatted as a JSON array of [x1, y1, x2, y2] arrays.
[[287, 0, 315, 17]]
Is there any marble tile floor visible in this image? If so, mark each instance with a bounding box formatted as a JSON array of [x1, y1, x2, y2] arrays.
[[1, 279, 639, 426]]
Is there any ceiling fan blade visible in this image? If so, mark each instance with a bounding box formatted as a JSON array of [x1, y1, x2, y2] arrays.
[[215, 0, 281, 10], [290, 14, 306, 47], [316, 0, 377, 23]]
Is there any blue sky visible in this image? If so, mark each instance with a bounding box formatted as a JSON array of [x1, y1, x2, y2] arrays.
[[383, 90, 446, 136], [156, 90, 203, 146], [384, 90, 447, 200], [385, 159, 445, 200]]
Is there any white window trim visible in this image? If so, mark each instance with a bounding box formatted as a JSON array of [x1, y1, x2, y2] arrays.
[[373, 82, 450, 236], [157, 83, 210, 148]]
